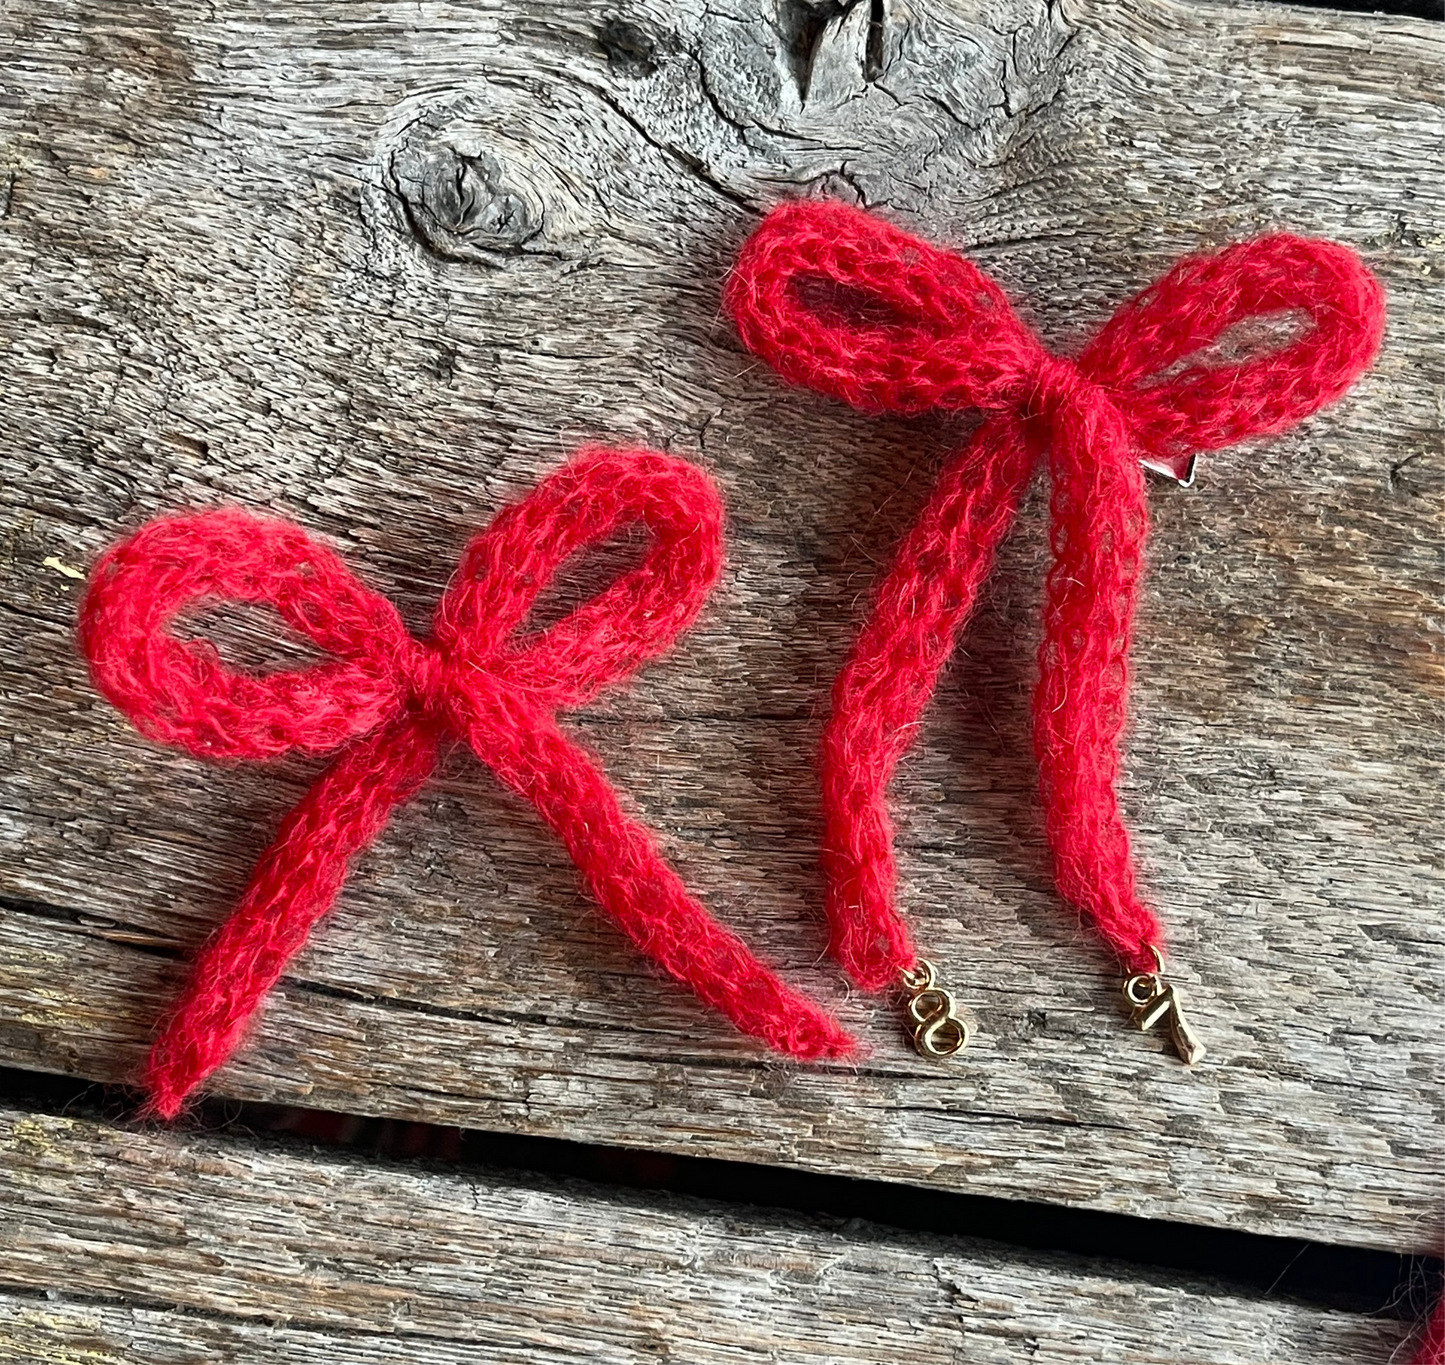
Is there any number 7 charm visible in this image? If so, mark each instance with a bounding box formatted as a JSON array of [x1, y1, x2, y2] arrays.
[[1122, 950, 1206, 1066]]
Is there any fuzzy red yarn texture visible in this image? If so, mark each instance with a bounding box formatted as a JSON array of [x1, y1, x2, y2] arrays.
[[80, 448, 856, 1117], [727, 199, 1385, 990], [1417, 1297, 1445, 1365]]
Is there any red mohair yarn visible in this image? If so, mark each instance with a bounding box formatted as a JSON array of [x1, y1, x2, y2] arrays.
[[725, 199, 1428, 1339], [1418, 1297, 1445, 1365], [80, 447, 855, 1118], [727, 199, 1385, 990]]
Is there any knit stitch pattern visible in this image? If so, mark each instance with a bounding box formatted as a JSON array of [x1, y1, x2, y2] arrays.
[[727, 199, 1384, 989], [80, 448, 855, 1117]]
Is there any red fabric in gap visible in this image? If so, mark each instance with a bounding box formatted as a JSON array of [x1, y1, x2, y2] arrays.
[[727, 199, 1385, 989], [80, 448, 855, 1117], [1417, 1298, 1445, 1365]]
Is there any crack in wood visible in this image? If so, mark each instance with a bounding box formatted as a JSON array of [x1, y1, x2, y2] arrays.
[[780, 0, 869, 104]]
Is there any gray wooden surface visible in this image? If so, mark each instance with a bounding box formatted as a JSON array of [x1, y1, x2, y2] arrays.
[[0, 1105, 1413, 1365], [0, 0, 1441, 1273]]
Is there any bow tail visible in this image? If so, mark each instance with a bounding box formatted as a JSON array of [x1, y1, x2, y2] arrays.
[[820, 419, 1035, 989], [1034, 399, 1163, 974], [142, 716, 439, 1117], [464, 705, 855, 1060]]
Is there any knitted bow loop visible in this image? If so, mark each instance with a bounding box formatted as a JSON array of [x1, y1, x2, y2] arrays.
[[81, 511, 411, 761], [1080, 233, 1386, 466], [83, 451, 728, 761], [436, 448, 724, 711], [727, 199, 1037, 416]]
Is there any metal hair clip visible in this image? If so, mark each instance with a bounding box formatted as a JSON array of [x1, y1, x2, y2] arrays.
[[1139, 452, 1198, 489]]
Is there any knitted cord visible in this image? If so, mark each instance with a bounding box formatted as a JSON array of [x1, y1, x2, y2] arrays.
[[727, 199, 1385, 988], [80, 448, 856, 1117]]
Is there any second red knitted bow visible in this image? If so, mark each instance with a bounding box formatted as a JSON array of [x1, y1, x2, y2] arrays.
[[727, 199, 1385, 1059], [81, 448, 855, 1117]]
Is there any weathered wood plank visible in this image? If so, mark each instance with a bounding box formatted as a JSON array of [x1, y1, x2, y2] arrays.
[[0, 0, 1441, 1251], [0, 1106, 1414, 1364]]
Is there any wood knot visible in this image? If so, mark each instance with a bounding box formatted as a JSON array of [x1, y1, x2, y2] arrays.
[[388, 133, 542, 264], [597, 17, 658, 77]]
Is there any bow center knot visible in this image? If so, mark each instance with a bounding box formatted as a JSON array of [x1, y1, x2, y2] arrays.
[[1029, 351, 1118, 426], [401, 637, 464, 728]]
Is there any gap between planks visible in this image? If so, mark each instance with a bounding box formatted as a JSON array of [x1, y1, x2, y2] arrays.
[[0, 1088, 1431, 1365]]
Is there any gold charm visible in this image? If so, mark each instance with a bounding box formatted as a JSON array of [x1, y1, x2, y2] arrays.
[[1122, 947, 1205, 1066], [899, 959, 971, 1059]]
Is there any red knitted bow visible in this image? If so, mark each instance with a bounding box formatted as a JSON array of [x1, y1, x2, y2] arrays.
[[727, 199, 1385, 996], [80, 448, 854, 1117]]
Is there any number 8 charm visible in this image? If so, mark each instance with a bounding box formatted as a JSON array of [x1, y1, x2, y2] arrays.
[[899, 960, 971, 1059]]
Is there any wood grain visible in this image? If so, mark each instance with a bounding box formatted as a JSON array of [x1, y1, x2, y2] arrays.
[[0, 0, 1440, 1251], [0, 1105, 1415, 1364]]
